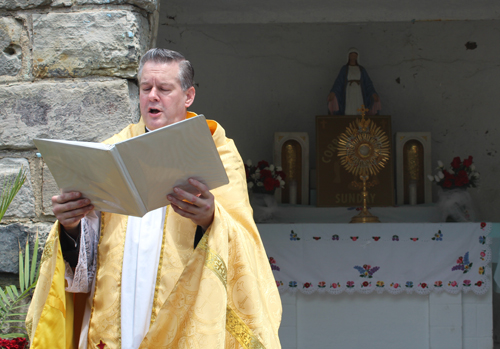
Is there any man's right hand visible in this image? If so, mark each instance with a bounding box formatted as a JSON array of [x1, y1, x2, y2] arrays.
[[52, 191, 93, 238]]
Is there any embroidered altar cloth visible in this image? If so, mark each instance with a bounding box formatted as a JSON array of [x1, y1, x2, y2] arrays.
[[260, 222, 492, 295]]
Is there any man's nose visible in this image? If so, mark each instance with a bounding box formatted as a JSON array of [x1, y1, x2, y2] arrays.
[[149, 86, 159, 100]]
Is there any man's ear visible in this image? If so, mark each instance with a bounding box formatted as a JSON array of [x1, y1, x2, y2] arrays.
[[185, 86, 196, 108]]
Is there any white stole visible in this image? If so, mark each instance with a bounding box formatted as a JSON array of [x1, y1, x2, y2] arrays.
[[121, 207, 166, 349]]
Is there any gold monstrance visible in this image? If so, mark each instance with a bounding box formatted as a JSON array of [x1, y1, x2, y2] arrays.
[[337, 106, 390, 223]]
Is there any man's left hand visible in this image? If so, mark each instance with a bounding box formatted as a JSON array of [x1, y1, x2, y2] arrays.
[[167, 178, 215, 231]]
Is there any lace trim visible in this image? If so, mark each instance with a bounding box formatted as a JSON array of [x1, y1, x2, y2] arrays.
[[65, 212, 100, 293]]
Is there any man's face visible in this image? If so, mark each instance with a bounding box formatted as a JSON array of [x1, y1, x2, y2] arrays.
[[139, 61, 195, 130]]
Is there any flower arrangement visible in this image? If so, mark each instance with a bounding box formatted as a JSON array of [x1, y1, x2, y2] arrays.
[[0, 337, 27, 349], [427, 156, 479, 189], [245, 160, 286, 194]]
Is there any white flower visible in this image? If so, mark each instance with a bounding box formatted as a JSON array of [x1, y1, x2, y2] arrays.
[[269, 164, 275, 171], [471, 164, 476, 171], [280, 180, 285, 187], [434, 175, 440, 182], [427, 175, 435, 181], [257, 182, 264, 187], [438, 171, 444, 179], [437, 160, 444, 168], [474, 172, 480, 179], [276, 166, 282, 172], [448, 169, 455, 175], [246, 159, 252, 166], [276, 175, 282, 181], [248, 182, 254, 189]]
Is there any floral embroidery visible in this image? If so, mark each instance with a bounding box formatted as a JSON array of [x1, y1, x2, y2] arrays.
[[376, 281, 384, 287], [361, 281, 371, 288], [481, 222, 486, 230], [290, 230, 300, 241], [479, 236, 486, 245], [480, 250, 486, 261], [432, 230, 443, 241], [330, 282, 341, 289], [392, 235, 399, 241], [276, 281, 283, 287], [346, 281, 355, 288], [318, 281, 326, 288], [354, 264, 380, 278], [434, 281, 443, 287], [303, 282, 312, 288], [448, 281, 458, 287], [405, 281, 413, 288], [475, 281, 483, 287], [479, 266, 485, 275], [463, 280, 471, 287], [332, 234, 339, 241], [410, 238, 419, 242], [350, 236, 359, 241], [372, 236, 380, 241], [269, 257, 280, 271], [313, 237, 321, 241], [289, 281, 297, 287], [452, 252, 473, 274], [390, 283, 401, 289], [418, 283, 428, 289]]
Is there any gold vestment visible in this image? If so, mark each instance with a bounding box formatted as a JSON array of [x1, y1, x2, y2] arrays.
[[26, 113, 282, 348]]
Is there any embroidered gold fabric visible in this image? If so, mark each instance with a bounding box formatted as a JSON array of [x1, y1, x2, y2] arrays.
[[26, 114, 282, 349], [226, 306, 265, 349]]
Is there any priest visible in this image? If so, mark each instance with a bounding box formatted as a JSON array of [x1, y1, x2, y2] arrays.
[[26, 48, 282, 349]]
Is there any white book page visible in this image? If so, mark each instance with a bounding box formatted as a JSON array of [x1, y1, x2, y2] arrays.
[[114, 116, 229, 212], [34, 139, 143, 216]]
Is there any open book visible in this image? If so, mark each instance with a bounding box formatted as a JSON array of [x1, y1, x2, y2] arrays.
[[34, 115, 229, 217]]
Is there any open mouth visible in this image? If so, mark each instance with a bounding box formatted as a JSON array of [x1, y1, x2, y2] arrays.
[[149, 108, 161, 115]]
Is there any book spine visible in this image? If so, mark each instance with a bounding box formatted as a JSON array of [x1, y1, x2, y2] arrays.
[[112, 147, 148, 216]]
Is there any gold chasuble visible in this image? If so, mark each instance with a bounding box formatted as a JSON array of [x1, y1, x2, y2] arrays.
[[26, 113, 282, 348]]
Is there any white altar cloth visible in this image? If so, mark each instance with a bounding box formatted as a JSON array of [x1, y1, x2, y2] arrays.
[[260, 222, 492, 296]]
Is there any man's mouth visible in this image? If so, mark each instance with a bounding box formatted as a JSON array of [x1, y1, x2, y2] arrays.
[[149, 107, 161, 115]]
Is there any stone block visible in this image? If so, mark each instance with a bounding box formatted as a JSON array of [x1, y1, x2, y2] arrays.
[[0, 16, 31, 81], [0, 222, 51, 274], [33, 11, 150, 79], [0, 0, 49, 10], [0, 158, 35, 219], [74, 0, 157, 13], [42, 163, 58, 216], [0, 79, 140, 149]]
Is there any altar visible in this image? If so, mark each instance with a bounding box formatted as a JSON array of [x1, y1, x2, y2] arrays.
[[257, 207, 495, 349]]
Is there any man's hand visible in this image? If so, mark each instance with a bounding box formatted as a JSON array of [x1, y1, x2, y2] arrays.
[[52, 191, 94, 238], [167, 178, 215, 231]]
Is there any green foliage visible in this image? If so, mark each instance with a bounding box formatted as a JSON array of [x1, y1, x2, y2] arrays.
[[0, 168, 27, 222], [0, 167, 38, 339], [0, 236, 39, 339]]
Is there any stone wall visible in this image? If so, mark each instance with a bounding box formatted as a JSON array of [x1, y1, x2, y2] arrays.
[[0, 0, 156, 282]]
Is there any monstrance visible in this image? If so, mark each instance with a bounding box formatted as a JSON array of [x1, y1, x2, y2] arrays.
[[337, 106, 390, 223]]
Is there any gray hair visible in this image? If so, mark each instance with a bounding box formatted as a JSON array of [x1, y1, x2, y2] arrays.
[[137, 48, 194, 91]]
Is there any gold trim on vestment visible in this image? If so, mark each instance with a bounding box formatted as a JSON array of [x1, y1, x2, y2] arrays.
[[226, 306, 266, 349], [150, 207, 169, 326], [198, 236, 227, 289], [40, 234, 56, 266]]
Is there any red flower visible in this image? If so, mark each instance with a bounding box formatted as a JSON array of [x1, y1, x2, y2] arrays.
[[421, 283, 427, 288], [276, 170, 287, 180], [303, 282, 312, 288], [481, 222, 486, 229], [362, 281, 369, 287], [455, 170, 469, 187], [264, 177, 276, 191], [476, 281, 483, 287], [451, 157, 461, 169], [260, 169, 272, 179], [257, 160, 269, 169], [457, 257, 463, 264], [463, 155, 473, 167], [443, 170, 454, 179], [443, 179, 452, 188]]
